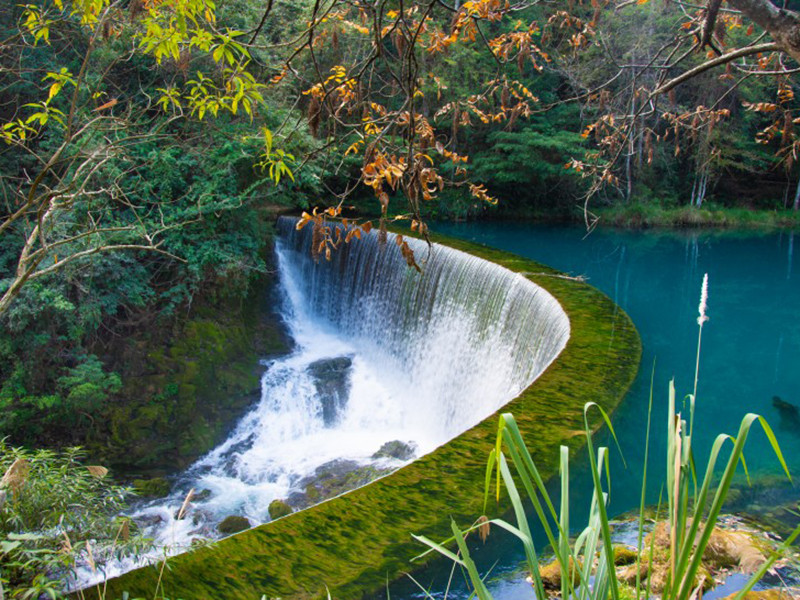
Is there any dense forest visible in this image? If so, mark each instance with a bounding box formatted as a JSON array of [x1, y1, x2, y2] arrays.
[[1, 0, 799, 593]]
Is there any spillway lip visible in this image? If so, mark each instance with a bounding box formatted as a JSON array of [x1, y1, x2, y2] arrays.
[[276, 217, 573, 450], [97, 225, 641, 600]]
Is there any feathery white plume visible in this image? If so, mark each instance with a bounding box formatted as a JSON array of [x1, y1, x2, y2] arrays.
[[697, 273, 709, 326]]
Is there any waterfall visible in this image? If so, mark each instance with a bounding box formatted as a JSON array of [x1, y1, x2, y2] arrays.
[[73, 216, 570, 587], [278, 217, 570, 436]]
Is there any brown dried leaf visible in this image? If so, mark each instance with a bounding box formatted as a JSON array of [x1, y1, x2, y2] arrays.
[[1, 458, 29, 497], [86, 465, 108, 478]]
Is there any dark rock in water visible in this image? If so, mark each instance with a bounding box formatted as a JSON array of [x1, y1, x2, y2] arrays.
[[191, 507, 214, 527], [372, 440, 417, 461], [193, 488, 212, 502], [772, 396, 800, 431], [136, 513, 165, 529], [286, 459, 392, 510], [268, 499, 293, 520], [217, 515, 251, 535], [306, 356, 353, 426]]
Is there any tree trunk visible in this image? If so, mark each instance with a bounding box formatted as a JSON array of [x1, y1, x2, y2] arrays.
[[727, 0, 800, 64]]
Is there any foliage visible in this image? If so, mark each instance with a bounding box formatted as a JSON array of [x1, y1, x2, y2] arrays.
[[0, 443, 146, 599]]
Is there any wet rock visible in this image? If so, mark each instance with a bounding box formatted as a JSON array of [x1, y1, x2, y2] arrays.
[[372, 440, 417, 461], [136, 513, 165, 529], [306, 356, 353, 426], [191, 507, 214, 527], [624, 520, 763, 594], [613, 545, 638, 566], [193, 488, 212, 502], [537, 557, 581, 590], [132, 477, 171, 498], [268, 499, 293, 520], [218, 434, 256, 475], [217, 515, 251, 535], [772, 396, 800, 431], [704, 528, 766, 573], [287, 459, 392, 509]]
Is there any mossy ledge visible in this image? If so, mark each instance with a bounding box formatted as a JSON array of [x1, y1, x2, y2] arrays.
[[96, 230, 642, 600]]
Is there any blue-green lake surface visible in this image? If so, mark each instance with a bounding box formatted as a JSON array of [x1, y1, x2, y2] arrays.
[[392, 223, 800, 599]]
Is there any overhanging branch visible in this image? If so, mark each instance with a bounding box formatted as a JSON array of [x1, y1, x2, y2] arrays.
[[652, 42, 778, 95]]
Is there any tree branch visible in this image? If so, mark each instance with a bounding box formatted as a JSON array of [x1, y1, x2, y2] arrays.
[[652, 42, 778, 95]]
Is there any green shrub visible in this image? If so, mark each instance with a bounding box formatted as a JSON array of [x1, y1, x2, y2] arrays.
[[0, 443, 147, 599]]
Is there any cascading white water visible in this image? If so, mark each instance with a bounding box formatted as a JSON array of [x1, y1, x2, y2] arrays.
[[74, 217, 569, 587]]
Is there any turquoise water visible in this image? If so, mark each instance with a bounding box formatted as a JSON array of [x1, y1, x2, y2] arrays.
[[392, 223, 800, 599]]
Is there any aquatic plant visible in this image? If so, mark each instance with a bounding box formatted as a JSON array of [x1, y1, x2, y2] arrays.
[[415, 275, 800, 600]]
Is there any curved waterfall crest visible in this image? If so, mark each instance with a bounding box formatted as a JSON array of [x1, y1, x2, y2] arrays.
[[277, 215, 571, 435]]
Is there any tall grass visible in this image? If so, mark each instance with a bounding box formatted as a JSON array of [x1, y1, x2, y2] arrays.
[[415, 276, 800, 600]]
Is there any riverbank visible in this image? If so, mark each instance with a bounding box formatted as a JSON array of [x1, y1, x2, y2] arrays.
[[349, 199, 800, 233], [94, 269, 291, 479], [593, 203, 800, 230]]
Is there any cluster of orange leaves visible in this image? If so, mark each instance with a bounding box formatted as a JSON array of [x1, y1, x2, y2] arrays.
[[296, 207, 365, 262], [744, 80, 799, 169], [296, 207, 422, 271], [489, 24, 550, 73]]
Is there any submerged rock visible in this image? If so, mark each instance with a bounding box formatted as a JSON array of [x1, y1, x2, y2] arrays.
[[217, 515, 251, 535], [306, 356, 353, 426], [193, 488, 212, 502], [772, 396, 800, 431], [268, 499, 293, 520], [287, 459, 392, 509], [136, 513, 165, 529], [372, 440, 417, 461]]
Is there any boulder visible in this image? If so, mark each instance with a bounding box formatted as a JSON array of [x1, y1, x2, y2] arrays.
[[287, 459, 392, 509], [536, 557, 580, 590], [306, 356, 353, 426], [613, 545, 638, 566], [217, 515, 251, 535], [132, 477, 170, 498], [372, 440, 417, 461], [268, 499, 293, 520]]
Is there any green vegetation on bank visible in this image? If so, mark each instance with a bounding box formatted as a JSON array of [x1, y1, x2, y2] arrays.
[[0, 444, 145, 599], [594, 204, 800, 231]]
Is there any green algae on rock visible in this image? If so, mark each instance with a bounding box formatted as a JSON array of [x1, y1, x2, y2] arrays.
[[95, 229, 641, 600], [217, 516, 252, 535], [268, 499, 293, 520], [94, 272, 290, 476]]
